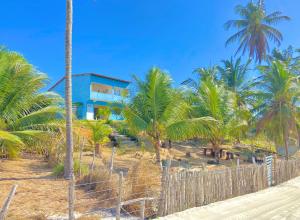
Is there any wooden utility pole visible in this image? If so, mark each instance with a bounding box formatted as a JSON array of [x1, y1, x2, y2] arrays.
[[65, 0, 75, 219]]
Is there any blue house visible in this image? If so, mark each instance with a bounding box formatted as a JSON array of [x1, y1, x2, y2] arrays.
[[49, 73, 130, 120]]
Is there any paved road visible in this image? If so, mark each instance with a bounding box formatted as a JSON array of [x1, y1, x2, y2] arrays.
[[158, 176, 300, 220]]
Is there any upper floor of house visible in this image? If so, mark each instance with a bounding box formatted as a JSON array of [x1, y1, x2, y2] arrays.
[[49, 73, 131, 104]]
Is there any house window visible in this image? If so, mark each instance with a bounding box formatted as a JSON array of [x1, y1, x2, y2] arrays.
[[91, 83, 112, 94]]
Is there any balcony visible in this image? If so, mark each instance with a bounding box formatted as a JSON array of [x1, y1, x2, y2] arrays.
[[90, 91, 128, 103]]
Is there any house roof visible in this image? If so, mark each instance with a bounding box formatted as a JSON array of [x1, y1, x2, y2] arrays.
[[48, 73, 131, 91]]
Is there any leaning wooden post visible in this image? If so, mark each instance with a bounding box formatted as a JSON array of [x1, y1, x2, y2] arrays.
[[109, 147, 116, 177], [140, 199, 145, 220], [79, 137, 84, 178], [0, 184, 18, 220], [90, 150, 95, 182], [116, 171, 123, 220]]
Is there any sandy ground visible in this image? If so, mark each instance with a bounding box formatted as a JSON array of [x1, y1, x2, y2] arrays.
[[158, 176, 300, 220], [0, 158, 102, 220]]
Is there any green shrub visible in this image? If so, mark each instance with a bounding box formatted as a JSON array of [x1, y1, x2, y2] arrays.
[[53, 163, 64, 177], [52, 159, 89, 177]]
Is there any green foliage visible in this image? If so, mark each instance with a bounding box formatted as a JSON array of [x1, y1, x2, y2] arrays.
[[0, 47, 63, 158], [96, 107, 111, 121], [225, 2, 290, 62], [124, 67, 216, 161], [53, 159, 89, 177], [255, 61, 300, 158], [52, 163, 64, 177], [111, 121, 135, 137], [83, 120, 112, 145]]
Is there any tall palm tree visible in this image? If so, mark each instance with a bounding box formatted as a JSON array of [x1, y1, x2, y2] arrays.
[[0, 48, 63, 158], [124, 67, 215, 163], [267, 46, 300, 74], [257, 0, 265, 12], [194, 65, 219, 83], [64, 0, 73, 179], [225, 2, 290, 63], [218, 57, 256, 107], [256, 61, 300, 159]]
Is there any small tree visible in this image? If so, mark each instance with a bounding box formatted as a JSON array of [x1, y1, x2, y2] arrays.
[[85, 120, 112, 157], [96, 107, 111, 121]]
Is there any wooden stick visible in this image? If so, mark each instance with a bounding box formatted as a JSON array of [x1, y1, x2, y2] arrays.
[[0, 185, 18, 220], [116, 171, 123, 220], [140, 199, 145, 220], [90, 149, 95, 182], [79, 137, 84, 178], [109, 147, 116, 176]]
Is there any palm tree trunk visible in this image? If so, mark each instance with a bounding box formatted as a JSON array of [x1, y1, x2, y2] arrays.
[[284, 128, 289, 160], [95, 143, 101, 157], [154, 139, 161, 163], [64, 0, 74, 180], [297, 127, 300, 148]]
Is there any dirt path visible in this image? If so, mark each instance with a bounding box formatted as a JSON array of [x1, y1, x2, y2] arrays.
[[158, 176, 300, 220], [0, 158, 70, 219], [0, 158, 104, 220]]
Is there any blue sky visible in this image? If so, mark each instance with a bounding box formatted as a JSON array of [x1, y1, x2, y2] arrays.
[[1, 0, 299, 88]]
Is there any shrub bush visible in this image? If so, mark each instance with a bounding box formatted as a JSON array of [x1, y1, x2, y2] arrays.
[[52, 159, 89, 177]]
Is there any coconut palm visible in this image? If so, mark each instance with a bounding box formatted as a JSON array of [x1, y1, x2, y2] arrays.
[[218, 57, 257, 107], [84, 120, 112, 157], [256, 61, 300, 159], [0, 48, 63, 158], [267, 46, 300, 74], [124, 67, 216, 163], [64, 0, 73, 179], [189, 77, 250, 148], [194, 65, 219, 83], [225, 2, 290, 62]]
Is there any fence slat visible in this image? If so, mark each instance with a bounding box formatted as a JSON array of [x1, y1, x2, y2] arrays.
[[0, 184, 18, 220], [158, 159, 300, 216]]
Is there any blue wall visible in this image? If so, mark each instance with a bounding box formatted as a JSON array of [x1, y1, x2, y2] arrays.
[[50, 74, 130, 120]]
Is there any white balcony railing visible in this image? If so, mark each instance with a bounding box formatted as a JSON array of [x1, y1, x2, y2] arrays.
[[90, 91, 128, 103]]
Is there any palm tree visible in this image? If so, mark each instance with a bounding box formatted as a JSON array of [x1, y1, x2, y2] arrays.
[[124, 67, 215, 163], [0, 48, 63, 158], [64, 0, 73, 179], [225, 2, 290, 62], [256, 61, 300, 159], [194, 65, 219, 83], [267, 46, 300, 74], [218, 57, 256, 107], [188, 77, 249, 148], [84, 120, 112, 157]]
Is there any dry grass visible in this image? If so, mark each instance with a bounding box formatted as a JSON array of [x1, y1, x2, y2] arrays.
[[0, 139, 249, 219], [76, 169, 118, 213], [0, 158, 96, 220], [123, 159, 162, 217]]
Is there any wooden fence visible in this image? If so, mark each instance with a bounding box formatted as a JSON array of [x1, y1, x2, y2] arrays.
[[273, 159, 300, 184], [158, 165, 268, 216], [158, 159, 300, 217]]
